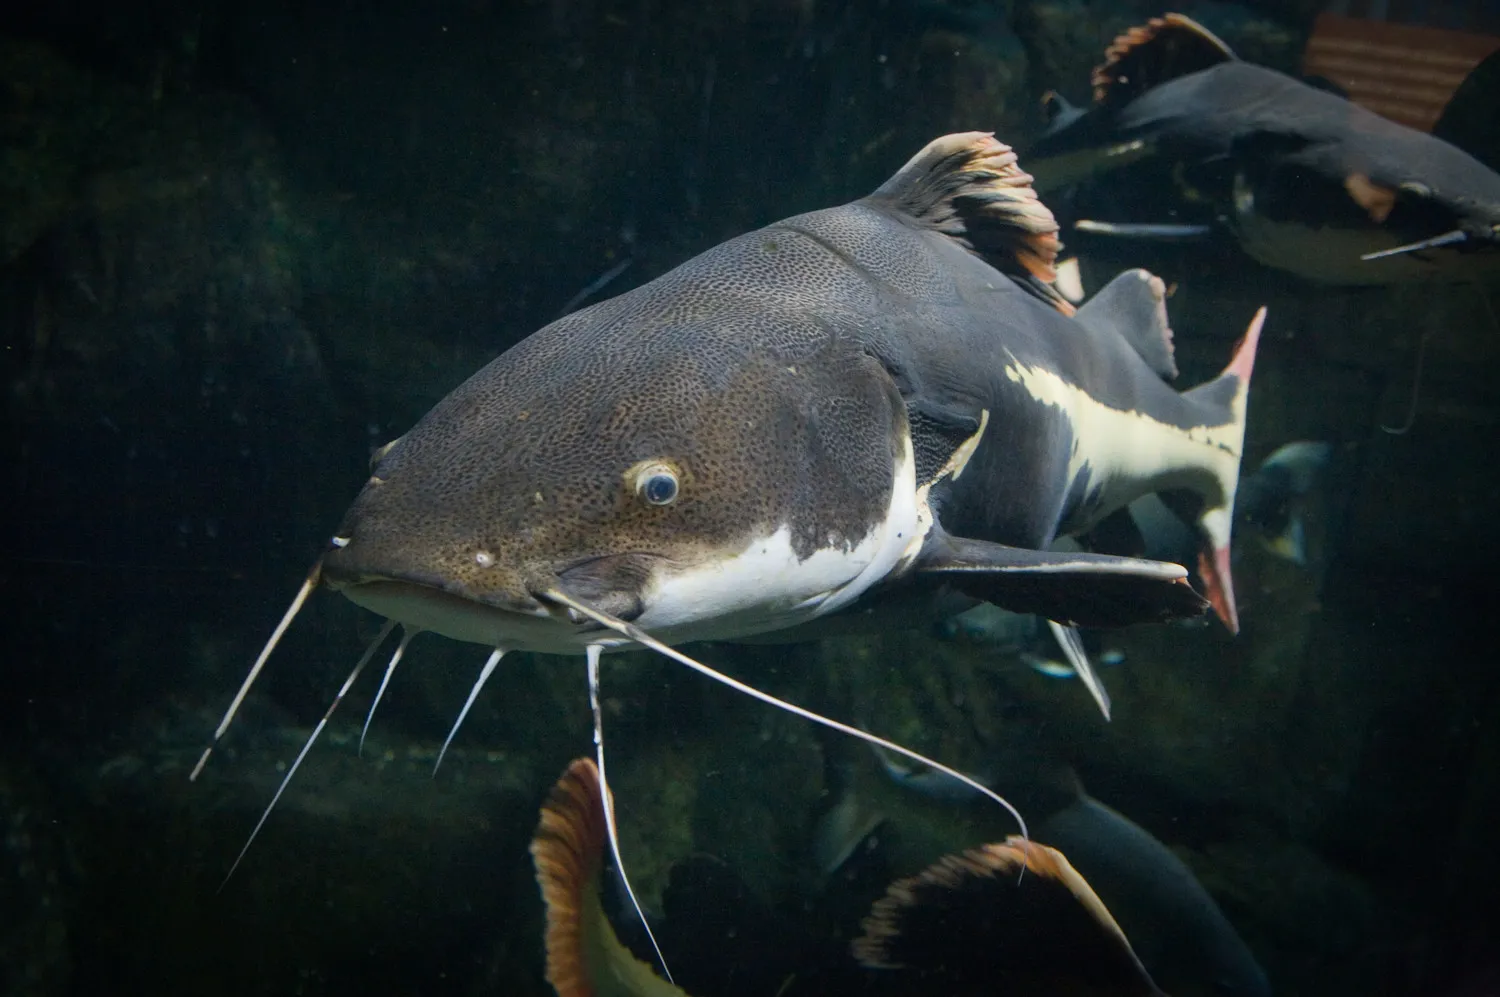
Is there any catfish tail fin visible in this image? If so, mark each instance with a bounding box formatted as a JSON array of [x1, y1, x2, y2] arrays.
[[1177, 307, 1265, 633]]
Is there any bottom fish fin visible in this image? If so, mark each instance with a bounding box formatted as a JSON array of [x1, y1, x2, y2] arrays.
[[916, 531, 1208, 627], [852, 836, 1165, 996], [531, 758, 694, 997], [1046, 620, 1111, 720]]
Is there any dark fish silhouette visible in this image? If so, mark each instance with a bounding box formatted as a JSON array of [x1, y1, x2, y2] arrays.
[[1026, 14, 1500, 284]]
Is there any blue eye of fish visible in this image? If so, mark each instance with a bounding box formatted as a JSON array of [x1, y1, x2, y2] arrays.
[[640, 471, 679, 506]]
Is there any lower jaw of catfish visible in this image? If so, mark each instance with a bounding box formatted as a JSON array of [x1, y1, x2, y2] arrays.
[[334, 578, 611, 654], [336, 574, 841, 656]]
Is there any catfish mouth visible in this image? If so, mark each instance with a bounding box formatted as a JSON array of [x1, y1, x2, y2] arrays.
[[322, 552, 664, 652]]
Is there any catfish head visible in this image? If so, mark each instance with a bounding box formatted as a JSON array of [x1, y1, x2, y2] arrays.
[[322, 293, 920, 653]]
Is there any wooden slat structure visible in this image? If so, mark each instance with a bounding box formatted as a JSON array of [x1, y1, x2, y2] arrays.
[[1303, 11, 1500, 132]]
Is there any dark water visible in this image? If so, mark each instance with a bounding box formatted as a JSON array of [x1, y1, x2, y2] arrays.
[[4, 2, 1498, 995]]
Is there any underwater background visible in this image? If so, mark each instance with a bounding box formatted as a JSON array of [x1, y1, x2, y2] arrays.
[[4, 1, 1498, 994]]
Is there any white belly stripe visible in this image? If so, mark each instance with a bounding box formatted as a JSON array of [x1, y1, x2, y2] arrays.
[[1003, 361, 1243, 527]]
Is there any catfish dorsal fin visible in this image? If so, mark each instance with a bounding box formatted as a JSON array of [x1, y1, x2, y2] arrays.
[[867, 132, 1070, 308], [1075, 268, 1178, 380], [1092, 13, 1238, 106]]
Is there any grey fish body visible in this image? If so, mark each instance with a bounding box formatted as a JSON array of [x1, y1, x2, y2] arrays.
[[762, 201, 1238, 551], [196, 133, 1260, 913], [1039, 795, 1271, 997], [321, 132, 1258, 651], [1027, 16, 1500, 284]]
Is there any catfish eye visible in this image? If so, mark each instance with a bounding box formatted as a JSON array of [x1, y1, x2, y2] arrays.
[[640, 468, 679, 506], [625, 458, 683, 506]]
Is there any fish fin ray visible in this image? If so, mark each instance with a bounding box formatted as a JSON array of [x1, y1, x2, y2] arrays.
[[906, 399, 987, 486], [865, 131, 1069, 306], [851, 836, 1163, 994], [1046, 620, 1111, 720], [1093, 13, 1238, 106], [530, 754, 691, 997]]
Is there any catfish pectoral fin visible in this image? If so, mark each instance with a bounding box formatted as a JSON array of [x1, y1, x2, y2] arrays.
[[915, 533, 1208, 627]]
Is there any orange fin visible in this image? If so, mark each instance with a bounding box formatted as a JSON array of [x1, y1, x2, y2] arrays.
[[868, 131, 1075, 314], [1199, 542, 1240, 634], [853, 836, 1165, 995], [532, 758, 609, 997], [530, 759, 695, 997], [1093, 13, 1237, 105]]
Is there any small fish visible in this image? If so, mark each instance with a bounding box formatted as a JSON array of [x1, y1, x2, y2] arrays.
[[1025, 14, 1500, 284], [1234, 440, 1335, 567], [872, 744, 999, 806], [1121, 439, 1337, 574], [811, 781, 889, 877], [939, 602, 1128, 679], [1023, 642, 1127, 679], [193, 134, 1264, 968]]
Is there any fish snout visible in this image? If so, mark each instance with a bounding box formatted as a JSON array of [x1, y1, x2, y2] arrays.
[[320, 537, 560, 632], [322, 546, 546, 615]]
